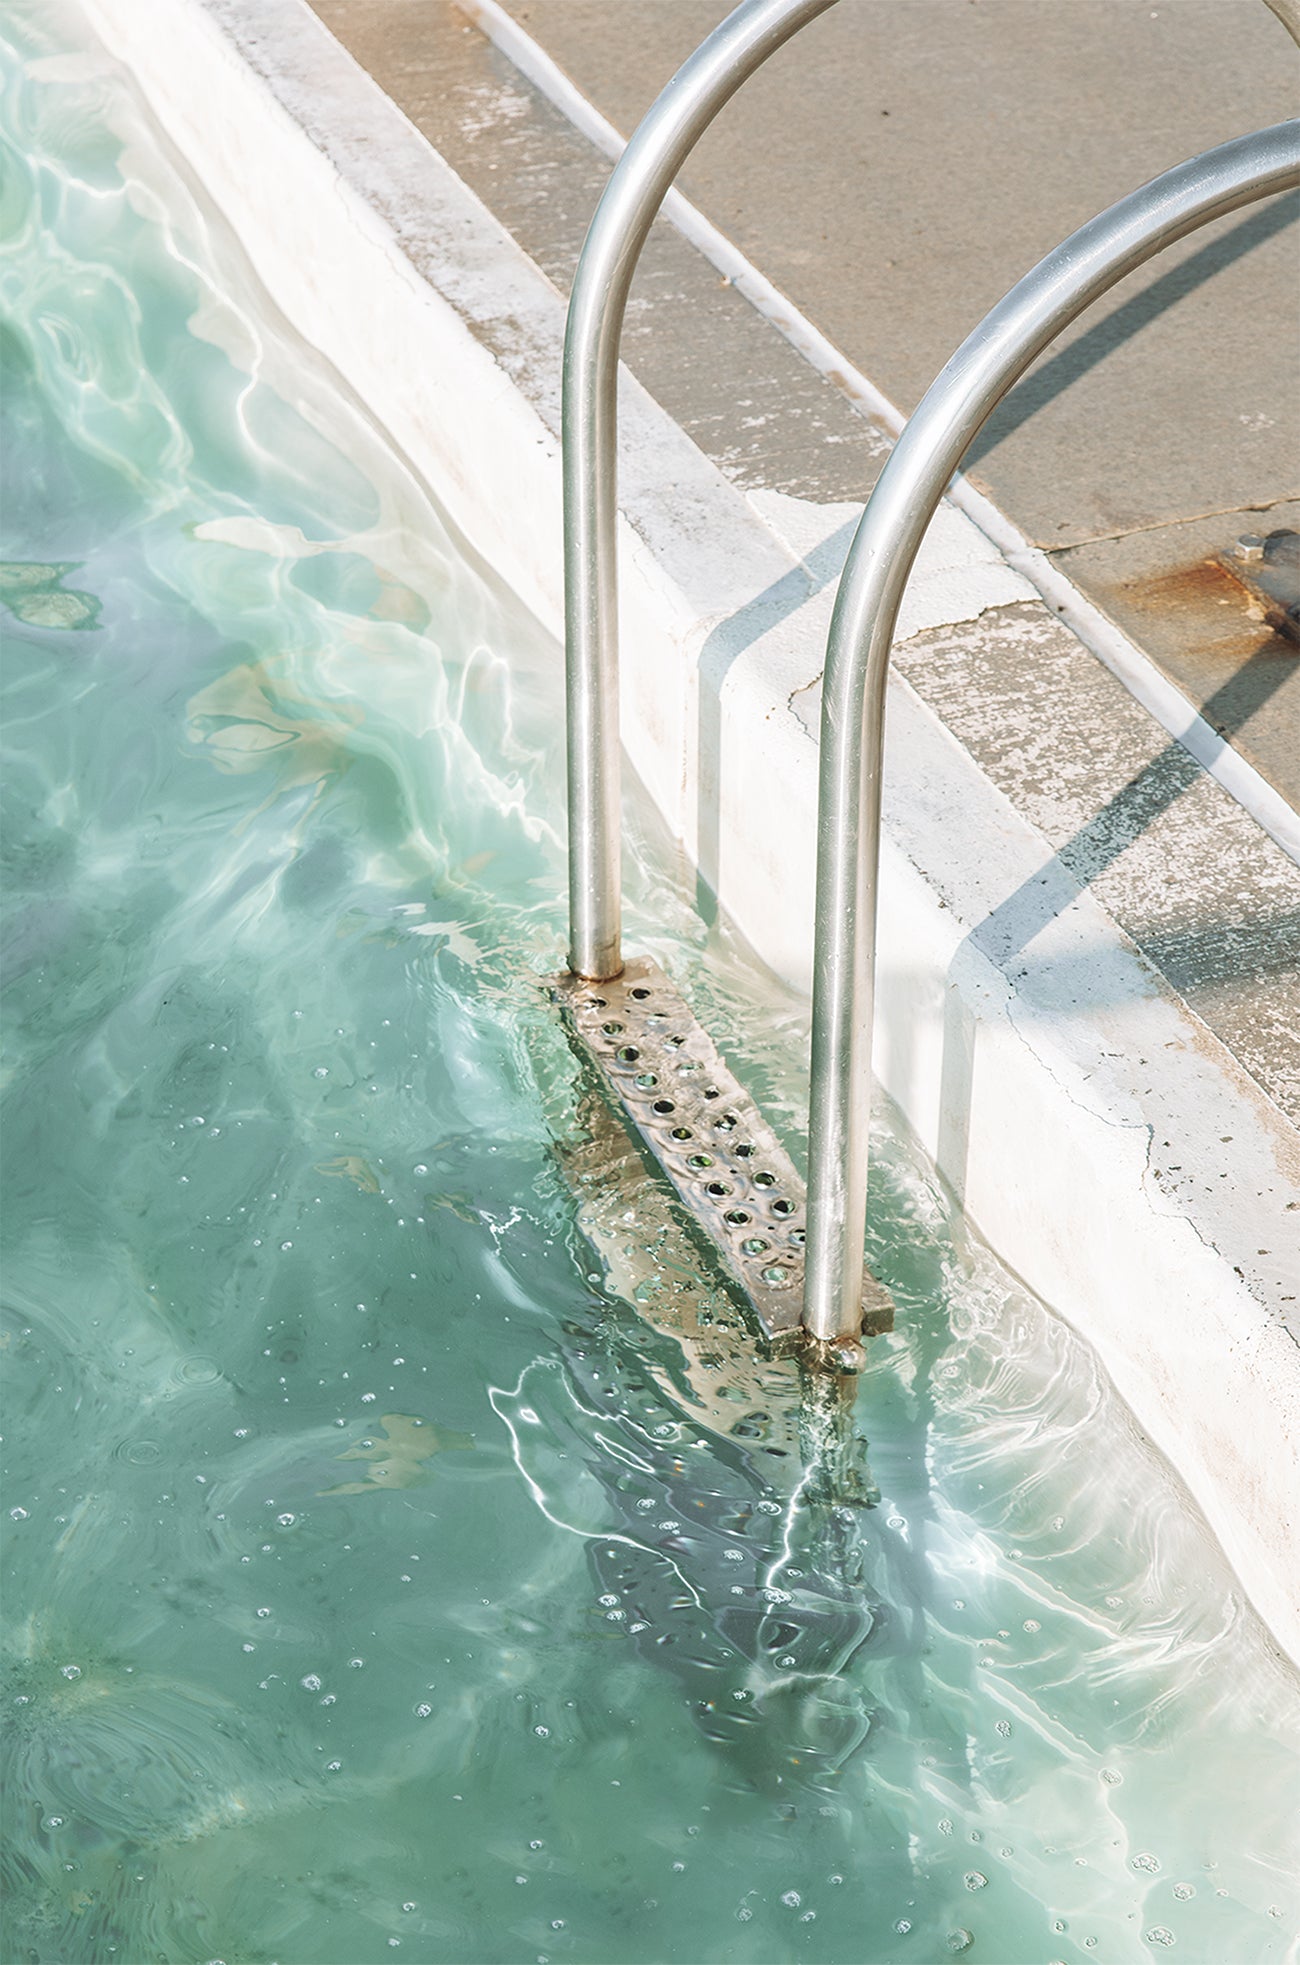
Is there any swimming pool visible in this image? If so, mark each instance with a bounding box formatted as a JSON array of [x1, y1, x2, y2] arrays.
[[2, 15, 1299, 1964]]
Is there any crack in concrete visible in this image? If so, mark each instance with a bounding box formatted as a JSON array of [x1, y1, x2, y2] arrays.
[[1049, 493, 1300, 552]]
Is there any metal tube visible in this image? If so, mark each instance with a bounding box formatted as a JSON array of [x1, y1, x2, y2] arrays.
[[563, 0, 840, 980], [802, 120, 1300, 1343], [1260, 0, 1300, 50]]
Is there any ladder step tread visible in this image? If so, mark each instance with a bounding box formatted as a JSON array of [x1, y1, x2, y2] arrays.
[[554, 956, 894, 1347]]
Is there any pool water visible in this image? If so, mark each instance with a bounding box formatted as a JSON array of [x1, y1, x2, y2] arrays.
[[2, 13, 1299, 1965]]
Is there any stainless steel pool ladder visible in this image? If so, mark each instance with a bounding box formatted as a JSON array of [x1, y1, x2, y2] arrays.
[[556, 0, 1300, 1361]]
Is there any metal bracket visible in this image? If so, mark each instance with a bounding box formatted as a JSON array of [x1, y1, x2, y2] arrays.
[[1219, 528, 1300, 645], [553, 957, 895, 1353]]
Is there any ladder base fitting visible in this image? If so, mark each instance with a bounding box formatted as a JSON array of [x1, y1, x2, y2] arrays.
[[553, 957, 895, 1356]]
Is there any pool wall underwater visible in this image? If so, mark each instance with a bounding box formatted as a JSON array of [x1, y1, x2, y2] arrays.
[[75, 0, 1300, 1665]]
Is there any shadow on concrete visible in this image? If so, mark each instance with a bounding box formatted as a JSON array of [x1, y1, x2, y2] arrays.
[[934, 632, 1296, 1201], [694, 517, 856, 923], [963, 192, 1300, 470], [1139, 908, 1300, 991]]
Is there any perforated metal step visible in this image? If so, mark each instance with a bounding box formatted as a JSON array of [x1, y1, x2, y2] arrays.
[[554, 956, 895, 1352]]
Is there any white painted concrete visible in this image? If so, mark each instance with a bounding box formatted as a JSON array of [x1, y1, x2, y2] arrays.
[[81, 0, 1300, 1664]]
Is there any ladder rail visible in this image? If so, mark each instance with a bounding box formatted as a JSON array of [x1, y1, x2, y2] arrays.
[[803, 119, 1300, 1343], [563, 0, 841, 983]]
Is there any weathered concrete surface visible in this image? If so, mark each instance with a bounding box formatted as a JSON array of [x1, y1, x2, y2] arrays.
[[307, 0, 893, 504], [1057, 501, 1300, 811], [307, 0, 1300, 819], [492, 0, 1300, 544], [298, 0, 1300, 1120]]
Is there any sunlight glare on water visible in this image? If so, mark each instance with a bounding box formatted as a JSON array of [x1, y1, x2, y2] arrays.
[[2, 10, 1299, 1964]]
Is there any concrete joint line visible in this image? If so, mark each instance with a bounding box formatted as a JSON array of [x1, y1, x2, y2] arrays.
[[462, 0, 1300, 871]]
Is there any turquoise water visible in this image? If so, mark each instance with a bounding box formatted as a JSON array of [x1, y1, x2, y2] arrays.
[[3, 15, 1300, 1965]]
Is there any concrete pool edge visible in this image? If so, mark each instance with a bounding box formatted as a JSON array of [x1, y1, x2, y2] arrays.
[[81, 0, 1300, 1666]]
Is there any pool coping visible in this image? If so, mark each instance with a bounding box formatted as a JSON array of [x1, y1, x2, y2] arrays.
[[81, 0, 1300, 1668]]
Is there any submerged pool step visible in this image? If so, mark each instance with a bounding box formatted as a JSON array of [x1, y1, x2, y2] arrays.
[[553, 957, 895, 1352]]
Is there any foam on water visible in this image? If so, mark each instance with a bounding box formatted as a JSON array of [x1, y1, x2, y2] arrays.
[[2, 10, 1298, 1963]]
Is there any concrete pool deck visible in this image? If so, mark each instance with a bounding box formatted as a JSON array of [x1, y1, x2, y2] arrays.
[[77, 0, 1300, 1662], [319, 0, 1300, 816]]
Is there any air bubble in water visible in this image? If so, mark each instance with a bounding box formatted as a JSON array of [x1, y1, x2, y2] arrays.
[[60, 1665, 81, 1681]]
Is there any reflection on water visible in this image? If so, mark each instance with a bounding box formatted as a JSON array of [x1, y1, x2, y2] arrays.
[[2, 9, 1299, 1964], [0, 559, 100, 630]]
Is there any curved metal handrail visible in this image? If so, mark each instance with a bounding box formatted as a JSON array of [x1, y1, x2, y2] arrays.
[[563, 0, 840, 982], [802, 119, 1300, 1342]]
